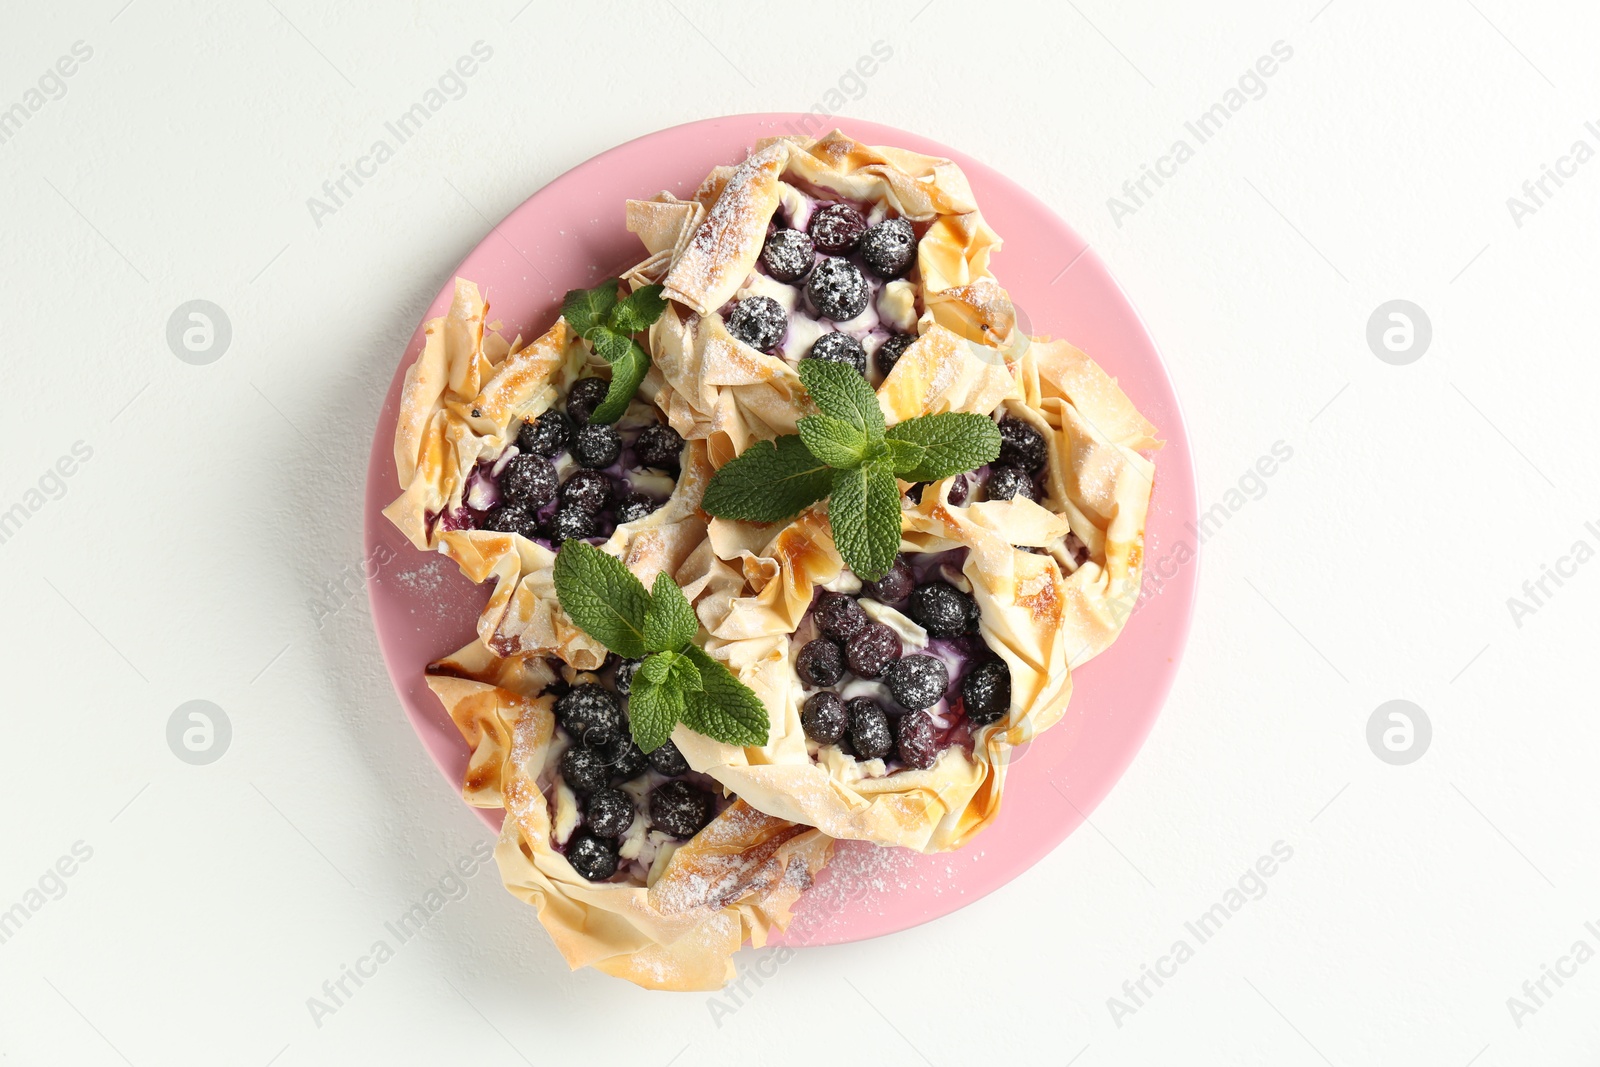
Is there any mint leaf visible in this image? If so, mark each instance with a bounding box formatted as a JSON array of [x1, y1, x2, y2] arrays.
[[586, 324, 633, 365], [639, 650, 702, 691], [588, 339, 649, 425], [643, 572, 699, 653], [680, 647, 770, 747], [562, 281, 619, 335], [828, 460, 902, 581], [797, 413, 869, 469], [700, 435, 832, 523], [884, 437, 924, 472], [799, 358, 884, 439], [551, 540, 650, 658], [884, 412, 1002, 482], [608, 284, 668, 333], [628, 673, 683, 753]]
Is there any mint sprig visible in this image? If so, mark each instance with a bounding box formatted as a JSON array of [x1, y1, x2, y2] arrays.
[[560, 280, 668, 425], [700, 358, 1002, 581], [552, 540, 769, 751]]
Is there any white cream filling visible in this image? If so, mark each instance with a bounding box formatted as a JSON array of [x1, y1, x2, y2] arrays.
[[877, 280, 918, 333], [860, 600, 928, 649], [551, 781, 580, 846]]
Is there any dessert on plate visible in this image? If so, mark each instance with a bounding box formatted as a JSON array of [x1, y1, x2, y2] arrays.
[[427, 639, 828, 991], [384, 279, 710, 665], [618, 131, 1160, 852], [384, 126, 1158, 986]]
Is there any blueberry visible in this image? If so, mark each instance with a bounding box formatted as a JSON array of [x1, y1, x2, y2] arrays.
[[808, 332, 867, 376], [615, 493, 658, 524], [861, 557, 913, 604], [897, 710, 939, 769], [807, 203, 867, 254], [961, 659, 1011, 726], [986, 465, 1036, 502], [726, 295, 787, 351], [500, 454, 558, 508], [801, 692, 848, 744], [860, 218, 916, 279], [807, 257, 869, 321], [946, 472, 972, 506], [483, 503, 540, 540], [761, 228, 816, 282], [555, 683, 624, 746], [997, 417, 1048, 473], [565, 830, 619, 881], [846, 622, 901, 679], [614, 657, 642, 695], [518, 409, 572, 457], [546, 506, 598, 542], [908, 582, 976, 638], [572, 423, 622, 469], [649, 780, 714, 838], [846, 698, 893, 760], [602, 734, 649, 782], [584, 788, 635, 838], [559, 746, 611, 794], [559, 469, 613, 513], [565, 377, 610, 426], [814, 592, 867, 642], [634, 424, 685, 470], [645, 739, 689, 777], [874, 332, 915, 378], [796, 638, 845, 688], [885, 654, 949, 711]]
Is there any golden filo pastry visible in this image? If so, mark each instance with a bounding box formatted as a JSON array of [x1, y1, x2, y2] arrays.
[[621, 130, 1018, 466], [662, 338, 1159, 853], [383, 278, 710, 666], [425, 639, 832, 991]]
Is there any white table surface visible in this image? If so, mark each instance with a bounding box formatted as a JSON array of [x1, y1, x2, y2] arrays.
[[4, 1, 1597, 1064]]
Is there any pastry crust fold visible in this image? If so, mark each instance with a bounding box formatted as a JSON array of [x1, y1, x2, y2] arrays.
[[426, 641, 832, 991]]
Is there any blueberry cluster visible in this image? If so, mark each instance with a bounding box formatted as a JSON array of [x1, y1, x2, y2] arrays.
[[795, 562, 1009, 771], [967, 417, 1051, 505], [550, 667, 714, 882], [752, 201, 923, 373], [481, 377, 682, 545]]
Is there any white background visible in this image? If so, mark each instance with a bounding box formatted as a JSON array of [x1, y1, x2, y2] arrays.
[[2, 1, 1596, 1064]]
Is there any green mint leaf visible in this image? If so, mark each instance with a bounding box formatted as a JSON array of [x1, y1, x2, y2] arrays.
[[638, 653, 672, 686], [643, 572, 699, 653], [883, 412, 1002, 482], [586, 324, 633, 364], [799, 358, 884, 440], [638, 650, 702, 692], [700, 435, 832, 523], [828, 460, 903, 582], [562, 281, 620, 335], [628, 673, 683, 753], [680, 646, 770, 747], [551, 540, 651, 658], [797, 413, 869, 469], [587, 339, 649, 425], [884, 437, 924, 472], [607, 284, 668, 334]]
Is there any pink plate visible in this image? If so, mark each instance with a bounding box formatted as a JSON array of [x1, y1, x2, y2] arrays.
[[363, 114, 1198, 947]]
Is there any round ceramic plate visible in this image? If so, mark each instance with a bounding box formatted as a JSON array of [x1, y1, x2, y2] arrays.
[[363, 114, 1198, 947]]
